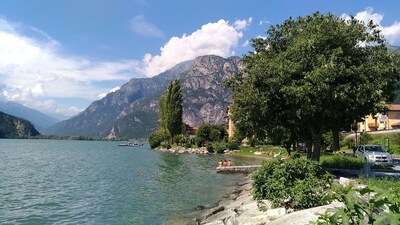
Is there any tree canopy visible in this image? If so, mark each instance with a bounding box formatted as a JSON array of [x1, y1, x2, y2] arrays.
[[230, 12, 400, 161], [158, 79, 183, 142]]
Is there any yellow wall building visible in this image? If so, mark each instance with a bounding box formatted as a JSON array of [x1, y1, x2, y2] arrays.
[[358, 104, 400, 132]]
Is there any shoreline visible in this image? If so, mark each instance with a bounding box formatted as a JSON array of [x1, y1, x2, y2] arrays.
[[189, 176, 344, 225]]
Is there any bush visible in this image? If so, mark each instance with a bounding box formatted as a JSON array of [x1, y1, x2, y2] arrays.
[[320, 154, 364, 170], [206, 143, 214, 153], [149, 131, 167, 149], [227, 141, 239, 150], [341, 138, 355, 149], [359, 132, 373, 144], [314, 185, 400, 224], [184, 142, 192, 149], [213, 142, 226, 154], [252, 158, 333, 209]]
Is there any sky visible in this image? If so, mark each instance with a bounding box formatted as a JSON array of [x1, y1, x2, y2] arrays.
[[1, 0, 400, 118]]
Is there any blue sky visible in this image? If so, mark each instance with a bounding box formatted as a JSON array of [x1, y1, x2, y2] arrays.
[[1, 0, 400, 117]]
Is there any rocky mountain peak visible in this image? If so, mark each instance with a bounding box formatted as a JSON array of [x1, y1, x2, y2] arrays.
[[47, 55, 242, 138]]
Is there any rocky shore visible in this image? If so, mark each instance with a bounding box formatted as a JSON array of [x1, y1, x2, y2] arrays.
[[155, 146, 209, 154], [156, 146, 239, 155], [189, 176, 348, 225]]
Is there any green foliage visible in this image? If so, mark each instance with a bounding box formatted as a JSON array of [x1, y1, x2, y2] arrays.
[[252, 158, 333, 209], [341, 138, 355, 149], [313, 186, 400, 224], [148, 131, 167, 149], [206, 143, 214, 153], [159, 80, 183, 142], [173, 134, 185, 145], [230, 12, 400, 161], [320, 154, 365, 170], [213, 142, 226, 154], [359, 132, 373, 145], [227, 141, 239, 150], [195, 123, 226, 147], [184, 142, 192, 149]]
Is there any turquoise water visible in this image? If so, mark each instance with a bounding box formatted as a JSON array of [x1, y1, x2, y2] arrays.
[[0, 139, 254, 224]]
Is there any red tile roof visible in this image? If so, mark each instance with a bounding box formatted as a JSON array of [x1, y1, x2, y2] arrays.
[[387, 104, 400, 111]]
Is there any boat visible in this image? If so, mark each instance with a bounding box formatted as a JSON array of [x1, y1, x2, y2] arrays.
[[118, 142, 143, 147]]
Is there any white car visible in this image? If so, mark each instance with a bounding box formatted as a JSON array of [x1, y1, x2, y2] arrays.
[[355, 145, 393, 165]]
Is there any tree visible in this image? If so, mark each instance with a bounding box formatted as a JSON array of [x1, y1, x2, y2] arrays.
[[158, 79, 183, 143], [231, 12, 400, 161], [195, 123, 226, 147]]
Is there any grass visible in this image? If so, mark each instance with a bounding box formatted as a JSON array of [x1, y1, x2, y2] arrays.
[[343, 131, 400, 154], [320, 154, 364, 170]]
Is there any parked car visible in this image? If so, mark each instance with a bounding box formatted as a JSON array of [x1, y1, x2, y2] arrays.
[[354, 144, 393, 165]]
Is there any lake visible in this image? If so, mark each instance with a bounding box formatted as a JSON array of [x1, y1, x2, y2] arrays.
[[0, 139, 258, 224]]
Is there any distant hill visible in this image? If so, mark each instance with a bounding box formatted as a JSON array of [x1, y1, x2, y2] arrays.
[[0, 111, 40, 138], [388, 45, 400, 54], [47, 55, 242, 138], [0, 101, 60, 132]]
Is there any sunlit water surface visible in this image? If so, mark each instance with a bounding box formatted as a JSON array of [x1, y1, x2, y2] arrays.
[[0, 139, 259, 224]]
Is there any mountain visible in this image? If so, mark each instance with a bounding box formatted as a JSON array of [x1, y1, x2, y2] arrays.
[[0, 101, 60, 132], [388, 45, 400, 54], [0, 111, 40, 138], [47, 55, 242, 138]]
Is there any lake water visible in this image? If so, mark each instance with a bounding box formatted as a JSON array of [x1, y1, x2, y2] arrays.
[[0, 139, 258, 224]]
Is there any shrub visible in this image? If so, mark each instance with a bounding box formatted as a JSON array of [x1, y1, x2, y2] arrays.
[[320, 154, 364, 170], [227, 141, 239, 150], [213, 142, 226, 154], [206, 143, 214, 153], [173, 134, 185, 145], [341, 138, 355, 149], [359, 132, 373, 144], [184, 142, 192, 149], [149, 131, 167, 149], [314, 186, 400, 224], [252, 158, 333, 209]]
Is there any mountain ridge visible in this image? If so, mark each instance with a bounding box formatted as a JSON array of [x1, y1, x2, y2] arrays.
[[47, 55, 241, 138], [0, 111, 40, 138], [0, 101, 61, 132]]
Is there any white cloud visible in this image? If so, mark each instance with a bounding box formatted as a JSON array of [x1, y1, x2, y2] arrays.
[[342, 7, 400, 45], [242, 40, 250, 47], [142, 18, 250, 77], [234, 17, 253, 30], [97, 86, 121, 99], [130, 15, 164, 38], [0, 17, 137, 116]]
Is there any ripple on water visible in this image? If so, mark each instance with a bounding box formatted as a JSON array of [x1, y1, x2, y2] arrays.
[[0, 140, 251, 224]]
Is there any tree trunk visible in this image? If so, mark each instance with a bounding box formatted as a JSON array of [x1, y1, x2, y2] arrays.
[[310, 125, 323, 161], [305, 139, 313, 159], [332, 129, 340, 151]]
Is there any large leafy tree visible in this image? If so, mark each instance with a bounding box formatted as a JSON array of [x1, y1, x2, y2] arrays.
[[159, 79, 183, 143], [231, 12, 400, 161]]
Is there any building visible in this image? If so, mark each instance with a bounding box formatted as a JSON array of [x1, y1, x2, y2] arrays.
[[358, 104, 400, 132]]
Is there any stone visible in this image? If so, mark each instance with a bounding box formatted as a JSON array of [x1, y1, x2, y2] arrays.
[[339, 177, 356, 186]]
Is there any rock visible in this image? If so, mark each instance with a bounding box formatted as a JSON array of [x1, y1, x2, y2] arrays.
[[195, 205, 207, 210], [339, 177, 357, 186], [204, 206, 225, 220]]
